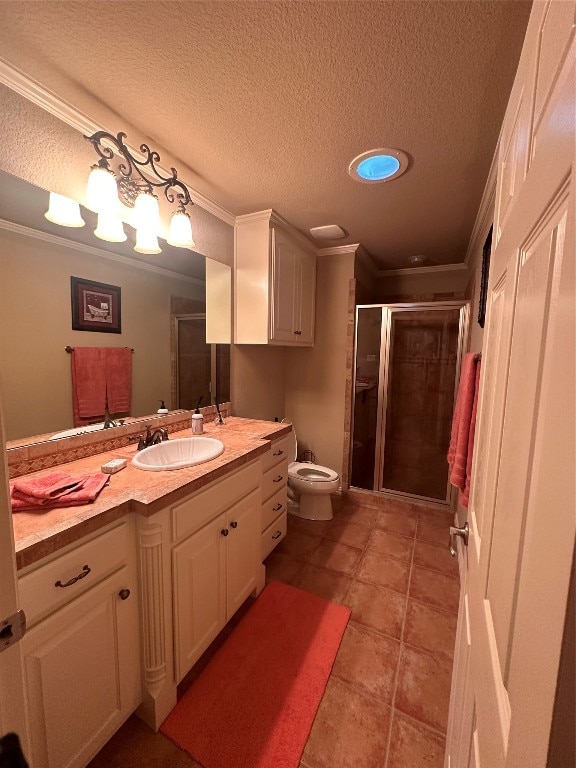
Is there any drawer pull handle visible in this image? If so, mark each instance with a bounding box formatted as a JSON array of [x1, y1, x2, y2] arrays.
[[273, 475, 283, 483], [119, 588, 131, 601], [230, 521, 238, 529], [273, 449, 283, 456], [221, 528, 229, 537], [55, 564, 91, 588], [272, 503, 283, 512], [272, 531, 282, 540]]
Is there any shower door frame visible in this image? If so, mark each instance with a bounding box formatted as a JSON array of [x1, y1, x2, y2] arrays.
[[352, 301, 469, 508]]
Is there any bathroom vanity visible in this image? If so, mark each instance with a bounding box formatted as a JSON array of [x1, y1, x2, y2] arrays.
[[10, 416, 291, 768]]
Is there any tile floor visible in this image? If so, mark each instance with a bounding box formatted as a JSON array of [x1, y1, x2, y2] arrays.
[[89, 493, 458, 768]]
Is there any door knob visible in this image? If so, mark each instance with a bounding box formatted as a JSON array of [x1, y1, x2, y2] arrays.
[[449, 522, 469, 557]]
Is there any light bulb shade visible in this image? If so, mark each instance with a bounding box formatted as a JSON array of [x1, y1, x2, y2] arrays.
[[134, 226, 162, 254], [86, 165, 118, 214], [44, 192, 85, 227], [133, 191, 160, 231], [94, 212, 127, 243], [167, 209, 195, 248]]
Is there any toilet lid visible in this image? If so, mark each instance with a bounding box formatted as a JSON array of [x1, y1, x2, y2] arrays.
[[289, 461, 339, 482]]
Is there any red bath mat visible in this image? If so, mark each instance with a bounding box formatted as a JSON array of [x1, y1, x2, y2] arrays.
[[160, 581, 350, 768]]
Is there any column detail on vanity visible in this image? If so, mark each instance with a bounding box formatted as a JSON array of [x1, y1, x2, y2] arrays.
[[138, 527, 167, 693]]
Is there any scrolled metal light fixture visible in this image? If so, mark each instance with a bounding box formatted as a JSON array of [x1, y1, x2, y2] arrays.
[[84, 130, 195, 251]]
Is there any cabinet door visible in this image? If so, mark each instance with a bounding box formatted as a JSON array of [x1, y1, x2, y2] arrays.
[[226, 489, 260, 618], [21, 566, 140, 768], [270, 228, 298, 342], [172, 513, 226, 683], [296, 249, 316, 345]]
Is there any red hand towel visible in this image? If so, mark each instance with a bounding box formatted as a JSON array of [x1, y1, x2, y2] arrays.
[[71, 347, 107, 426], [12, 470, 85, 500], [448, 353, 479, 491], [106, 347, 132, 414], [10, 473, 109, 513]]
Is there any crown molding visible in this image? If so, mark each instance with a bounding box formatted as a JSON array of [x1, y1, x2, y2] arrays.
[[317, 243, 360, 257], [377, 262, 469, 277], [235, 208, 318, 254], [0, 58, 236, 227], [0, 218, 204, 286]]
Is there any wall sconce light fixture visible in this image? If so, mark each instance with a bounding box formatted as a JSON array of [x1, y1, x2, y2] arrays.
[[85, 130, 195, 252]]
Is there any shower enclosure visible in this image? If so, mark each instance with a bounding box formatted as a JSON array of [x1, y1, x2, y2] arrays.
[[351, 302, 469, 506]]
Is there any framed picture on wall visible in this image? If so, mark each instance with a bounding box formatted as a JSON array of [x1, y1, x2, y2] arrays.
[[71, 276, 122, 333], [477, 226, 493, 328]]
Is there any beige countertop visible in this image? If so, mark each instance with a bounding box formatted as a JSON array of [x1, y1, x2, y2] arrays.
[[12, 417, 291, 570]]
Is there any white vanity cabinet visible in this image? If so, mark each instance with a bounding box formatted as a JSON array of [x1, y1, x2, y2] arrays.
[[235, 210, 316, 346], [17, 520, 140, 768], [170, 461, 262, 683], [260, 433, 291, 559]]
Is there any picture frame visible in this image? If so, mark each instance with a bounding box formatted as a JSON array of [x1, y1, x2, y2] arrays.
[[477, 226, 492, 329], [71, 276, 122, 333]]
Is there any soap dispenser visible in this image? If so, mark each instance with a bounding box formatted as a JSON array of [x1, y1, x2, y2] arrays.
[[157, 400, 169, 414], [191, 396, 203, 434]]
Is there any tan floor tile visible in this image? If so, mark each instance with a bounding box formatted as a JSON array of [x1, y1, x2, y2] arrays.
[[292, 564, 352, 604], [288, 515, 332, 538], [332, 622, 400, 702], [338, 503, 379, 527], [409, 565, 460, 614], [276, 530, 322, 561], [413, 540, 459, 578], [356, 550, 410, 594], [378, 499, 419, 518], [303, 678, 391, 768], [367, 528, 414, 562], [395, 645, 454, 733], [404, 599, 457, 658], [88, 715, 198, 768], [416, 518, 450, 547], [375, 509, 417, 538], [344, 580, 407, 639], [418, 506, 455, 528], [264, 551, 303, 585], [325, 519, 372, 548], [308, 540, 363, 576], [387, 711, 446, 768]]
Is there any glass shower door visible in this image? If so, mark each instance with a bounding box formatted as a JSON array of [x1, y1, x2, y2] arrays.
[[379, 306, 462, 501]]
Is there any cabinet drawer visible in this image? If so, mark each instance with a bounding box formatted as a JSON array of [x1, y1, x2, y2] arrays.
[[261, 433, 292, 473], [261, 511, 287, 560], [261, 459, 288, 502], [261, 487, 287, 532], [172, 460, 260, 542], [19, 521, 130, 626]]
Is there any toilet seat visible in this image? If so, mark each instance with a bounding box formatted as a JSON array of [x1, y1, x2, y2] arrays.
[[288, 461, 339, 483]]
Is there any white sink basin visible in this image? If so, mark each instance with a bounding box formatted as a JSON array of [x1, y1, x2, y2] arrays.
[[131, 437, 225, 471]]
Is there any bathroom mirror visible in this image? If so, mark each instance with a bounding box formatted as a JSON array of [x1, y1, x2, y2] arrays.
[[0, 169, 231, 444]]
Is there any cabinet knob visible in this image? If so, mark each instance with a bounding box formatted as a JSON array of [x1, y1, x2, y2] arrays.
[[272, 503, 283, 512], [293, 330, 302, 335], [273, 475, 283, 483], [272, 531, 282, 540], [221, 528, 229, 537], [230, 521, 238, 529], [119, 588, 131, 601]]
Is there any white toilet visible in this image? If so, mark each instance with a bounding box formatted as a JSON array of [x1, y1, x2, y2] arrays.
[[285, 427, 340, 521]]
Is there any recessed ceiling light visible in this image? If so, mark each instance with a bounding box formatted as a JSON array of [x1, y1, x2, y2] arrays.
[[349, 148, 409, 184], [309, 224, 346, 240]]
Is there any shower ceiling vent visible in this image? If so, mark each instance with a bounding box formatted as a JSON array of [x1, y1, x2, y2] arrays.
[[309, 224, 346, 240]]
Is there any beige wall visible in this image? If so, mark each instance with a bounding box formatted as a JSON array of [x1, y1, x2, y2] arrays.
[[376, 267, 469, 300], [0, 227, 204, 441], [284, 251, 354, 475], [230, 345, 286, 423]]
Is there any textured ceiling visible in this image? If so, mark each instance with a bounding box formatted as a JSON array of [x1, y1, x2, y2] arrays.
[[0, 1, 531, 269]]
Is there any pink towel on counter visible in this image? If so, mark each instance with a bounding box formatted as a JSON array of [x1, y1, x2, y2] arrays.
[[105, 347, 132, 414], [71, 347, 107, 426], [448, 352, 481, 507], [10, 472, 109, 513]]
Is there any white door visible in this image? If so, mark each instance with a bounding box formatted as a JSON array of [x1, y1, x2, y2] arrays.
[[0, 399, 30, 754], [447, 3, 575, 767]]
